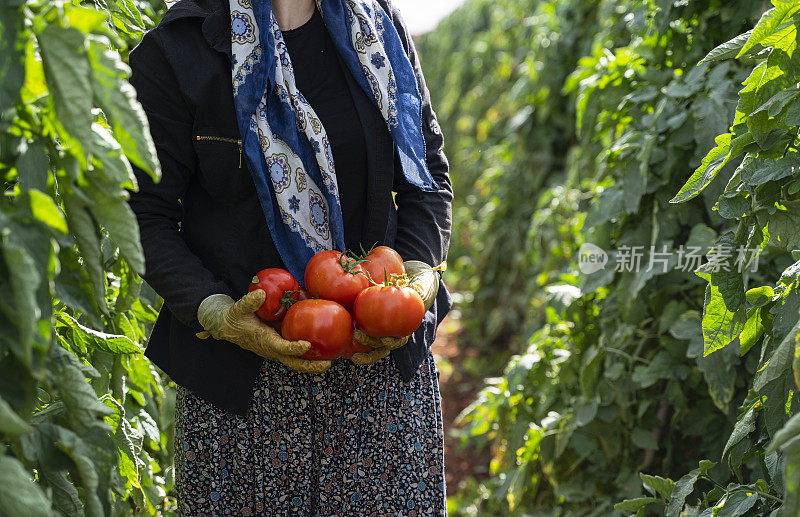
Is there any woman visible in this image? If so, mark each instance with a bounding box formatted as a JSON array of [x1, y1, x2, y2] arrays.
[[127, 0, 453, 514]]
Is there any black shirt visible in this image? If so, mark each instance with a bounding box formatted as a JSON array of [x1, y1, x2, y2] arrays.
[[282, 9, 369, 252]]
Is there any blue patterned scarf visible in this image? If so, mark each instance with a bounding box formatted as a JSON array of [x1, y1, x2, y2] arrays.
[[229, 0, 436, 283]]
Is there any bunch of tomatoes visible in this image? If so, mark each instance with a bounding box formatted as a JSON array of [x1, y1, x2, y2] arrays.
[[248, 246, 426, 361]]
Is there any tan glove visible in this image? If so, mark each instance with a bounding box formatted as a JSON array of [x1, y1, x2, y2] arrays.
[[349, 345, 391, 365], [197, 290, 331, 374], [353, 329, 409, 351], [349, 330, 409, 365], [405, 260, 444, 311]]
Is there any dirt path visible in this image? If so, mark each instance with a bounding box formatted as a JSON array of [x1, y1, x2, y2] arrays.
[[430, 315, 491, 493]]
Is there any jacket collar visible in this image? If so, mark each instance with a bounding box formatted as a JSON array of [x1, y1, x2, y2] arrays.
[[161, 0, 231, 56]]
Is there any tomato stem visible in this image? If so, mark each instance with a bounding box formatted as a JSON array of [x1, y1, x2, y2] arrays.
[[337, 251, 368, 277], [273, 290, 303, 316], [363, 270, 410, 288], [364, 270, 380, 286], [353, 243, 378, 261]]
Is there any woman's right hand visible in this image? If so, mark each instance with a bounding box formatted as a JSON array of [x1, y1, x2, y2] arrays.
[[197, 290, 331, 374]]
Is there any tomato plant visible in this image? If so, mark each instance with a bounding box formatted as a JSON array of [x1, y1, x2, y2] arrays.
[[247, 268, 302, 321], [281, 299, 354, 360], [0, 0, 174, 513], [304, 250, 368, 310], [420, 0, 800, 515], [353, 285, 425, 338]]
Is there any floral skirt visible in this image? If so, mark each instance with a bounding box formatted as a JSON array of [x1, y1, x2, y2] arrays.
[[174, 352, 446, 516]]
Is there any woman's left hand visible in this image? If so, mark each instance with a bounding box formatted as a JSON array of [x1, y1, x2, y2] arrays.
[[348, 329, 410, 365], [353, 329, 409, 350], [349, 346, 390, 365]]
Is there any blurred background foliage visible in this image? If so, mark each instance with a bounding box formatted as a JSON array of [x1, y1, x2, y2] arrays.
[[418, 0, 800, 515]]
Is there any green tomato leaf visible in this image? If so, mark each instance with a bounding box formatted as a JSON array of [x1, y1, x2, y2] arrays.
[[739, 152, 800, 186], [16, 141, 50, 192], [754, 319, 799, 391], [2, 240, 41, 367], [91, 123, 137, 190], [714, 489, 759, 517], [693, 95, 734, 155], [722, 404, 758, 462], [0, 455, 53, 517], [739, 307, 765, 356], [0, 393, 30, 438], [88, 37, 160, 181], [50, 345, 113, 433], [28, 189, 67, 234], [746, 285, 776, 306], [58, 314, 140, 354], [666, 468, 700, 517], [781, 436, 800, 517], [108, 0, 146, 35], [38, 26, 94, 167], [772, 267, 800, 338], [54, 246, 96, 315], [699, 30, 752, 64], [64, 5, 108, 33], [767, 201, 800, 251], [0, 1, 25, 112], [52, 424, 116, 517], [83, 178, 145, 274], [784, 96, 800, 125], [709, 234, 745, 313], [614, 497, 661, 512], [640, 473, 674, 499], [698, 341, 738, 412], [751, 86, 800, 118], [766, 412, 800, 455], [737, 0, 800, 58], [671, 134, 732, 203], [584, 185, 627, 228], [62, 191, 107, 314], [40, 468, 82, 516], [702, 283, 746, 356], [794, 327, 800, 389], [717, 192, 751, 219]]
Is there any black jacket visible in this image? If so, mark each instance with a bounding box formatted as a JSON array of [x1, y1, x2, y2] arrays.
[[127, 0, 453, 415]]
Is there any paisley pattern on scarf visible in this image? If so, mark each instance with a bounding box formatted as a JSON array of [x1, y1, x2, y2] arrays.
[[175, 354, 447, 516], [229, 0, 437, 282]]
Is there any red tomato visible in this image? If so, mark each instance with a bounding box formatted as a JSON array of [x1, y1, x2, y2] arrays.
[[362, 246, 405, 284], [248, 268, 302, 321], [304, 250, 368, 310], [339, 338, 374, 359], [353, 285, 425, 338], [281, 299, 353, 360]]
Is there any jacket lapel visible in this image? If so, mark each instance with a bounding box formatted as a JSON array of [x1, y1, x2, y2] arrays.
[[162, 0, 231, 56], [202, 5, 232, 57]]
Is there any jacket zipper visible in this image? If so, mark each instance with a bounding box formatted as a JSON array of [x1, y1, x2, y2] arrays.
[[195, 135, 243, 168]]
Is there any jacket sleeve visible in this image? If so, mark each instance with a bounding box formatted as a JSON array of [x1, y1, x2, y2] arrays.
[[382, 1, 453, 268], [127, 30, 234, 331]]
